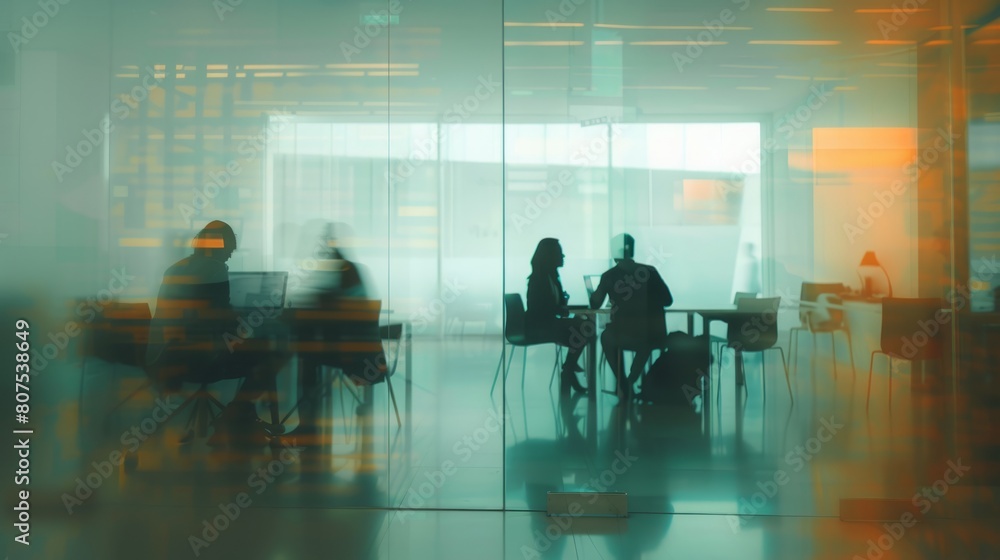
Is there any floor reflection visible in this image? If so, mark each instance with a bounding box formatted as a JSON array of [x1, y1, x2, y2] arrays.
[[28, 333, 1000, 558]]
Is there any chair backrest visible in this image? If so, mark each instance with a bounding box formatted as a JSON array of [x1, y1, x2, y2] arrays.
[[728, 297, 781, 352], [799, 282, 847, 327], [503, 293, 527, 343], [880, 297, 946, 360], [733, 292, 757, 304], [800, 282, 847, 303]]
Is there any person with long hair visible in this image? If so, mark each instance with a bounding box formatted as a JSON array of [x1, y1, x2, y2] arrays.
[[525, 238, 594, 393]]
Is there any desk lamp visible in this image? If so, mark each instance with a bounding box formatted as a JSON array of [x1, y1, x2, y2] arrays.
[[857, 251, 893, 297]]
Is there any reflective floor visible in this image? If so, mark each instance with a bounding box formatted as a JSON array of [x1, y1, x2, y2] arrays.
[[21, 332, 1000, 559]]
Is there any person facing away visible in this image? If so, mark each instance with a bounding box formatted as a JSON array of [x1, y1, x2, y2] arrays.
[[525, 238, 593, 394], [291, 221, 369, 308], [590, 233, 673, 399], [147, 220, 287, 446], [289, 221, 383, 442]]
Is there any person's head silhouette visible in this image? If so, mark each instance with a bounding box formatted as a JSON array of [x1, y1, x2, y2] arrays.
[[192, 220, 237, 262], [611, 233, 635, 262], [530, 238, 564, 274]]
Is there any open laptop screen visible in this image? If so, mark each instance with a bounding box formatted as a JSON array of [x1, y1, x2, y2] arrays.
[[229, 271, 288, 309], [584, 274, 602, 298]]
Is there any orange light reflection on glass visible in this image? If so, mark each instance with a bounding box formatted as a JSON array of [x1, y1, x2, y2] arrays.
[[192, 238, 225, 249]]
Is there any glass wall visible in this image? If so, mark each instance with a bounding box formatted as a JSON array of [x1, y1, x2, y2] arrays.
[[2, 0, 998, 557]]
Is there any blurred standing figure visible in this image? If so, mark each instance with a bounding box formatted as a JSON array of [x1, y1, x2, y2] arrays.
[[740, 242, 761, 296]]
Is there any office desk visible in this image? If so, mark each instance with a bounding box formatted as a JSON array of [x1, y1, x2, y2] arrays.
[[570, 306, 754, 402]]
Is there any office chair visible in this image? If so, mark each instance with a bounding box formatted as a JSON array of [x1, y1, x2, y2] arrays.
[[77, 301, 152, 435], [788, 283, 853, 379], [146, 306, 281, 445], [490, 294, 563, 397], [604, 339, 668, 398], [866, 298, 945, 411], [282, 299, 402, 428], [719, 297, 792, 403], [712, 291, 757, 377]]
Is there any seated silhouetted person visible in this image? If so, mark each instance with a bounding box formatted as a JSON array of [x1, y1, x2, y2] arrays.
[[590, 234, 673, 399], [147, 220, 288, 446], [525, 238, 593, 394], [289, 222, 384, 441]]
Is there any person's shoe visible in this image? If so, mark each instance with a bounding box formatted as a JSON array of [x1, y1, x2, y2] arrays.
[[561, 369, 588, 394], [208, 402, 270, 449]]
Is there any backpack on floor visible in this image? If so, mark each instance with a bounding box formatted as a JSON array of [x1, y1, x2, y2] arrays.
[[640, 332, 711, 406]]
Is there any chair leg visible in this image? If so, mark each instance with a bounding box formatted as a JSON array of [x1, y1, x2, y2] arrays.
[[490, 343, 506, 396], [387, 376, 402, 427], [521, 347, 528, 395], [504, 345, 516, 385], [717, 347, 724, 406], [549, 347, 561, 389], [788, 328, 803, 377], [843, 329, 856, 377], [828, 332, 837, 380], [811, 332, 818, 375], [776, 347, 792, 402], [760, 354, 766, 401], [740, 353, 748, 396], [888, 357, 893, 411], [866, 351, 882, 410]]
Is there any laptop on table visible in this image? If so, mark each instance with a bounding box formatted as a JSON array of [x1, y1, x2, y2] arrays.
[[229, 271, 289, 310]]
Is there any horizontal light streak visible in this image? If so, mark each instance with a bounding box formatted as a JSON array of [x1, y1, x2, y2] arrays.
[[595, 23, 752, 30], [631, 41, 727, 45], [504, 41, 584, 46], [325, 63, 419, 69], [119, 238, 162, 248], [504, 22, 583, 27], [624, 85, 708, 90], [856, 8, 928, 13], [766, 7, 833, 12], [244, 64, 319, 70], [748, 40, 840, 45]]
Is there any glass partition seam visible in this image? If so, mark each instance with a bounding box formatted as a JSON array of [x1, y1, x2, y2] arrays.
[[761, 118, 774, 296], [502, 0, 507, 514], [387, 0, 393, 511]]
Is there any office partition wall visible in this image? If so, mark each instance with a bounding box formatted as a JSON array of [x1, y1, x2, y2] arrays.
[[2, 1, 994, 552]]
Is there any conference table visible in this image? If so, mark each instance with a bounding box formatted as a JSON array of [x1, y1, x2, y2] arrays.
[[188, 304, 413, 438], [567, 305, 765, 407]]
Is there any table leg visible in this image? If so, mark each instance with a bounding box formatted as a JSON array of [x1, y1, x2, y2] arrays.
[[587, 325, 597, 401], [735, 349, 745, 387], [701, 314, 712, 418], [405, 323, 412, 446]]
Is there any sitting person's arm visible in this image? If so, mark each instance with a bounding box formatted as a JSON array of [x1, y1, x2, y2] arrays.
[[590, 273, 610, 309], [650, 267, 673, 308]]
